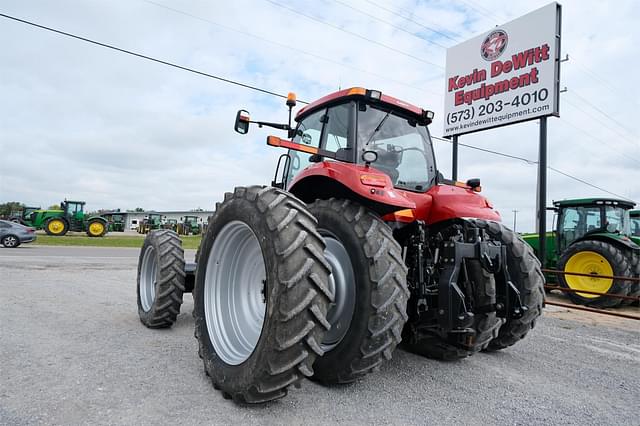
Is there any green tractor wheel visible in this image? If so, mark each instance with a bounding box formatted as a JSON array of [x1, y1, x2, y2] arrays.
[[45, 218, 69, 236], [558, 240, 632, 308]]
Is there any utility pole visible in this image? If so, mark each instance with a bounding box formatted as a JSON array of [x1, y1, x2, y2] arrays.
[[512, 210, 518, 232]]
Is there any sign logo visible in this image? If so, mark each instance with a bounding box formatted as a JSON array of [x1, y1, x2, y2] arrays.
[[481, 29, 508, 61]]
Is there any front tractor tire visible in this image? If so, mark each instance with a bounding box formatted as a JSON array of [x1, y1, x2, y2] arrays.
[[558, 240, 632, 308], [136, 230, 186, 328], [44, 218, 68, 236], [86, 219, 108, 237], [307, 198, 409, 384], [193, 186, 332, 403]]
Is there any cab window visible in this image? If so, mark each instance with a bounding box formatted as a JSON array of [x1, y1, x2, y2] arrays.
[[285, 103, 353, 187]]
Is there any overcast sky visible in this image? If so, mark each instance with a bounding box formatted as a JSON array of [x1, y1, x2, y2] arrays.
[[1, 0, 638, 232]]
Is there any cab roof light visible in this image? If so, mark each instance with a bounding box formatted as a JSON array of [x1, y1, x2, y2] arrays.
[[366, 89, 382, 101], [348, 87, 366, 96], [286, 92, 297, 107]]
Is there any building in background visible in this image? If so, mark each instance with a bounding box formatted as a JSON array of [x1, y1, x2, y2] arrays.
[[124, 211, 213, 230]]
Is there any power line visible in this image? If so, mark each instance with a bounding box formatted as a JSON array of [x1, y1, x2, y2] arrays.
[[563, 97, 639, 148], [568, 89, 636, 138], [432, 136, 634, 201], [263, 0, 445, 70], [570, 58, 635, 101], [455, 0, 503, 23], [141, 0, 442, 97], [432, 135, 536, 163], [363, 0, 461, 43], [0, 12, 309, 104], [558, 117, 640, 165], [547, 166, 632, 201], [331, 0, 449, 49]]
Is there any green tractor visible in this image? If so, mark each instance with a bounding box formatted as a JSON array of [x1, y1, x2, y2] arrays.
[[137, 213, 163, 234], [176, 215, 202, 236], [29, 200, 108, 237], [163, 218, 178, 231], [104, 211, 126, 232], [9, 206, 41, 225], [523, 198, 640, 307]]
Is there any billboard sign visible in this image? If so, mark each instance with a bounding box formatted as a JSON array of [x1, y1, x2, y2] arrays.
[[443, 2, 562, 136]]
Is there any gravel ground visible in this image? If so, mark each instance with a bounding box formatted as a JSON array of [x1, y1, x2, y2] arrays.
[[1, 246, 638, 425]]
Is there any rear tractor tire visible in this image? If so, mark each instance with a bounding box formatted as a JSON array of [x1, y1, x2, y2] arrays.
[[558, 240, 632, 308], [193, 186, 332, 403], [307, 198, 409, 384], [136, 230, 186, 328], [470, 219, 545, 351], [44, 218, 68, 236]]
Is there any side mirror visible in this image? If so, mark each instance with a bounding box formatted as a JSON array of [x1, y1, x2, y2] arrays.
[[234, 110, 251, 134], [466, 178, 481, 192]]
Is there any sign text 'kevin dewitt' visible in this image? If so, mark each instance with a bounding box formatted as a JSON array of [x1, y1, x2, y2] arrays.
[[448, 44, 551, 107]]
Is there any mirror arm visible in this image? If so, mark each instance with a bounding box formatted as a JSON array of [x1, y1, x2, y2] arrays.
[[252, 121, 291, 131]]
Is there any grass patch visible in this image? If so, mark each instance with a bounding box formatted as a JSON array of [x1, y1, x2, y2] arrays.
[[33, 233, 202, 249]]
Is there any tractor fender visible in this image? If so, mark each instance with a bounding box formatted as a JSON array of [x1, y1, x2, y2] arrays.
[[87, 215, 108, 224], [572, 233, 640, 253], [288, 161, 415, 216]]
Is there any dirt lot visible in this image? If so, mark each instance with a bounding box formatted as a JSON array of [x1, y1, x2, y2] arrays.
[[1, 245, 639, 425]]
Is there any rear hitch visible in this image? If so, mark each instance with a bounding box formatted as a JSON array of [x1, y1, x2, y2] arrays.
[[437, 238, 526, 330]]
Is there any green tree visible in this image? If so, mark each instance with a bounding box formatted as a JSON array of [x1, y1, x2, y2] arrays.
[[0, 202, 25, 218], [48, 204, 61, 210]]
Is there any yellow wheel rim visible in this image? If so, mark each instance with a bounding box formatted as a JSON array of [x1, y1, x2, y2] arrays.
[[564, 251, 613, 298], [48, 219, 65, 235], [89, 222, 105, 236]]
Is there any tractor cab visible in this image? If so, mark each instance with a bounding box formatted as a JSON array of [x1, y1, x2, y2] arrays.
[[276, 88, 437, 193], [62, 200, 87, 229], [62, 200, 86, 219], [553, 198, 635, 253]]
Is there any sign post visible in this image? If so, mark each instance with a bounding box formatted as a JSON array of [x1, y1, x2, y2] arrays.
[[443, 2, 562, 265]]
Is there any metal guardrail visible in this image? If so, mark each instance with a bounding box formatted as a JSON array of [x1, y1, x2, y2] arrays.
[[543, 285, 639, 302], [544, 300, 640, 320], [541, 268, 640, 283], [542, 268, 639, 320]]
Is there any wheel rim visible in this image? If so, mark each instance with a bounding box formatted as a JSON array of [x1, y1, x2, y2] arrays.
[[4, 236, 17, 247], [320, 234, 356, 351], [565, 251, 614, 298], [48, 219, 65, 234], [204, 221, 266, 366], [89, 222, 104, 236], [140, 245, 158, 311]]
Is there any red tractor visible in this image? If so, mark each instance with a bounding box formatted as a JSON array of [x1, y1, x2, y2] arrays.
[[136, 88, 544, 403]]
